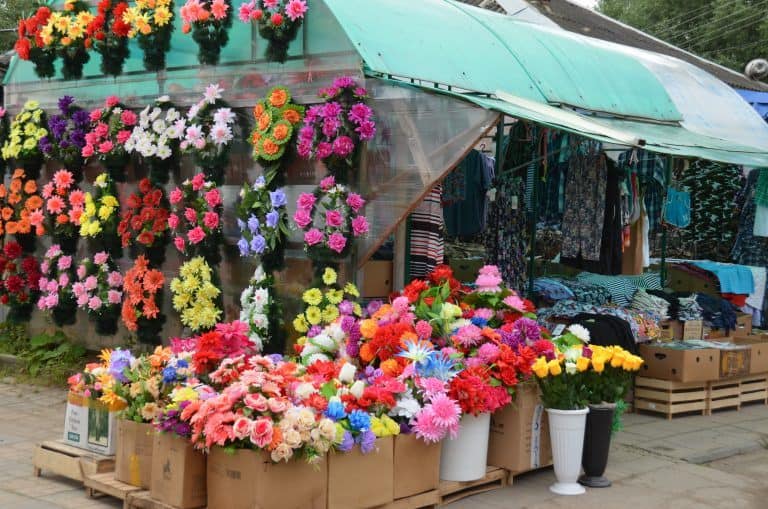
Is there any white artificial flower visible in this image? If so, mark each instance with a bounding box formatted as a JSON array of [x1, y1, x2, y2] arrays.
[[156, 145, 172, 160], [326, 323, 346, 343], [149, 107, 162, 121], [251, 314, 267, 329], [204, 83, 224, 104], [565, 361, 577, 375], [210, 123, 233, 146], [157, 95, 171, 103], [338, 363, 356, 383], [166, 108, 180, 122], [311, 334, 336, 352], [564, 347, 582, 363], [350, 381, 365, 399], [187, 103, 201, 120], [295, 382, 316, 399], [152, 119, 167, 134], [253, 265, 266, 282], [301, 343, 321, 356], [252, 288, 269, 307], [567, 324, 591, 344], [391, 393, 421, 419]]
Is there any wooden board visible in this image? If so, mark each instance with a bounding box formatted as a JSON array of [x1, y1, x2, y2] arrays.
[[374, 490, 440, 509], [84, 472, 143, 509], [739, 374, 768, 405], [438, 467, 508, 506], [707, 380, 741, 415], [32, 440, 114, 482], [127, 490, 206, 509], [634, 377, 707, 419]]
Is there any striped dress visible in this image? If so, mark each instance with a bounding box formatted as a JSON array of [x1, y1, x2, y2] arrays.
[[409, 185, 445, 280]]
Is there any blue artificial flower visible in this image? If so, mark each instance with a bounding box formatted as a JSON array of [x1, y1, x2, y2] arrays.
[[236, 218, 246, 231], [237, 238, 249, 256], [176, 359, 188, 369], [265, 210, 279, 229], [338, 431, 355, 452], [162, 366, 178, 384], [247, 216, 260, 234], [269, 189, 287, 208], [416, 351, 459, 381], [108, 349, 135, 383], [398, 340, 433, 363], [324, 400, 347, 421], [471, 316, 488, 327], [348, 410, 371, 432], [253, 176, 266, 189], [250, 235, 266, 254], [356, 430, 376, 454]]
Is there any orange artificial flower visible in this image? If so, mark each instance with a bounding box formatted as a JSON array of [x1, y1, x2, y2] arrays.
[[251, 131, 262, 145], [7, 192, 20, 206], [23, 180, 36, 194], [56, 214, 69, 224], [0, 184, 7, 198], [257, 112, 271, 132], [12, 169, 24, 179], [26, 195, 43, 211], [269, 88, 288, 108], [9, 179, 22, 193], [359, 319, 378, 339], [359, 343, 374, 363], [253, 103, 265, 118], [380, 358, 402, 377], [262, 139, 280, 156], [5, 222, 17, 234], [272, 123, 289, 141], [2, 207, 13, 221], [282, 108, 301, 124]]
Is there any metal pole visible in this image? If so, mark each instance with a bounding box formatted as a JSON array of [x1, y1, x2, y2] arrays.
[[660, 155, 674, 286], [527, 131, 539, 299]]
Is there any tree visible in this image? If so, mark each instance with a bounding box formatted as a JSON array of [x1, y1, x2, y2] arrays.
[[598, 0, 768, 75], [0, 0, 39, 53]]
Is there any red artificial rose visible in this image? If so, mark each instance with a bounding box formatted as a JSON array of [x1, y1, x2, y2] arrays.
[[137, 231, 155, 246], [140, 207, 154, 223], [127, 193, 141, 209], [428, 264, 454, 285], [130, 215, 144, 232], [14, 38, 31, 60], [5, 275, 23, 293], [138, 178, 152, 195]]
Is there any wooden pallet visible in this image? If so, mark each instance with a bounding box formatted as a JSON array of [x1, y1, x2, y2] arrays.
[[32, 440, 114, 482], [374, 490, 440, 509], [707, 379, 741, 414], [438, 467, 509, 506], [126, 490, 206, 509], [739, 375, 768, 405], [634, 377, 707, 420], [84, 472, 144, 509]]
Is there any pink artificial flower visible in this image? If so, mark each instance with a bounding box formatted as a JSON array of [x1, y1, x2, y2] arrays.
[[270, 12, 283, 26], [58, 273, 70, 288], [81, 145, 94, 158], [332, 136, 355, 157], [293, 209, 312, 229], [168, 213, 180, 229], [237, 0, 254, 22], [348, 103, 372, 124], [57, 255, 72, 271], [169, 187, 183, 205], [303, 228, 323, 246], [41, 182, 54, 199], [205, 189, 222, 207], [503, 294, 526, 311], [325, 210, 342, 228], [174, 236, 186, 252], [346, 193, 365, 212], [188, 227, 205, 244], [296, 193, 316, 211], [84, 275, 98, 291], [333, 76, 356, 89], [453, 324, 483, 348], [316, 142, 333, 159], [285, 0, 308, 21], [474, 265, 502, 293], [120, 111, 137, 126], [203, 211, 219, 229], [250, 418, 273, 448], [412, 407, 442, 443], [267, 398, 288, 413], [478, 343, 500, 364], [211, 0, 229, 20], [356, 120, 377, 141], [415, 320, 433, 339], [473, 308, 494, 320], [94, 122, 109, 138], [244, 393, 268, 412], [46, 280, 58, 293], [107, 271, 123, 287], [72, 282, 86, 298], [319, 176, 335, 191], [105, 96, 120, 108], [250, 8, 263, 20], [429, 393, 461, 428], [233, 417, 253, 440], [40, 262, 50, 274], [191, 173, 206, 191], [89, 109, 102, 122], [351, 216, 369, 237], [94, 251, 109, 265], [88, 296, 103, 310], [392, 296, 409, 314], [76, 265, 87, 280], [98, 141, 114, 154], [184, 207, 198, 223], [327, 232, 347, 253], [107, 290, 122, 305]]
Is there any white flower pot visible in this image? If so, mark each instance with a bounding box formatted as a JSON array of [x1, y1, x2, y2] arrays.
[[439, 413, 490, 481], [546, 407, 589, 495]]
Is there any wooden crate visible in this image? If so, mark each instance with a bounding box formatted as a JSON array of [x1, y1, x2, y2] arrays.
[[707, 380, 741, 414], [126, 490, 206, 509], [438, 467, 509, 506], [84, 472, 144, 509], [374, 490, 440, 509], [740, 374, 768, 405], [634, 377, 707, 419], [32, 440, 114, 482]]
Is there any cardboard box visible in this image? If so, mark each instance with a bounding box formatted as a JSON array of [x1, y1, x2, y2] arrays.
[[63, 391, 122, 455], [392, 434, 440, 499], [657, 321, 674, 341], [639, 344, 719, 383], [150, 433, 206, 509], [713, 343, 751, 379], [487, 383, 552, 474], [667, 320, 703, 340], [208, 447, 326, 509], [736, 313, 753, 336], [361, 260, 393, 298], [733, 336, 768, 374], [115, 420, 155, 489], [328, 436, 394, 508]]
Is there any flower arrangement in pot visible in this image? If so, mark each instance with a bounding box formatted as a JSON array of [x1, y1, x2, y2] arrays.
[[39, 96, 91, 182], [297, 76, 376, 184], [73, 251, 124, 335], [37, 244, 78, 327], [1, 101, 48, 179], [42, 169, 85, 255], [293, 175, 368, 264], [126, 97, 186, 185], [80, 173, 122, 259], [82, 96, 138, 182], [122, 255, 165, 345], [122, 0, 174, 71], [236, 175, 290, 271], [180, 0, 233, 66], [0, 169, 46, 253], [14, 6, 57, 79], [238, 0, 307, 63], [181, 84, 237, 184], [86, 0, 131, 78], [40, 0, 95, 81], [0, 241, 41, 323], [118, 178, 170, 267], [170, 256, 222, 333], [168, 172, 223, 266]]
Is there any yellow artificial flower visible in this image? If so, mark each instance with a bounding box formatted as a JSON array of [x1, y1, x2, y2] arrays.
[[23, 100, 39, 110], [344, 282, 360, 298], [98, 205, 113, 221], [322, 305, 339, 324], [305, 306, 322, 325], [353, 303, 362, 316], [95, 173, 108, 186], [172, 293, 190, 310], [592, 358, 605, 373], [548, 359, 562, 376], [576, 356, 590, 373], [293, 315, 309, 333], [325, 289, 343, 305], [532, 357, 549, 378], [154, 6, 172, 26], [302, 288, 323, 306], [322, 267, 337, 285]]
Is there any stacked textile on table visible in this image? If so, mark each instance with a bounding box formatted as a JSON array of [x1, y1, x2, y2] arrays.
[[537, 300, 662, 342]]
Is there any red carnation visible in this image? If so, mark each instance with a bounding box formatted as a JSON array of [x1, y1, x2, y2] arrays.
[[138, 178, 152, 195], [4, 242, 22, 259], [5, 275, 23, 294], [137, 231, 155, 246], [127, 194, 141, 209], [14, 38, 31, 60]]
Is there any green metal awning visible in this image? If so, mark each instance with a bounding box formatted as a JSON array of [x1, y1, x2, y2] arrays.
[[325, 0, 768, 166]]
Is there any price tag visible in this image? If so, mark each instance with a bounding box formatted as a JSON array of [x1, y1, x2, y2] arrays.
[[552, 324, 566, 336]]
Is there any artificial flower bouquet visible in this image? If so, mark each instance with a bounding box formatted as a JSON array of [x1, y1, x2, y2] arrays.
[[297, 76, 376, 182], [39, 96, 91, 180], [180, 0, 233, 65], [40, 0, 94, 81], [1, 100, 48, 177], [237, 175, 290, 270], [170, 257, 223, 333], [126, 97, 186, 184], [0, 169, 45, 252], [178, 320, 253, 377], [83, 96, 138, 181], [249, 86, 304, 172], [293, 175, 369, 261], [118, 178, 170, 266], [181, 84, 237, 184], [122, 0, 174, 71], [87, 0, 131, 78], [37, 244, 78, 327], [238, 0, 307, 63], [14, 6, 57, 79], [582, 345, 643, 405], [74, 251, 124, 335], [239, 264, 280, 352], [42, 169, 85, 253], [122, 255, 165, 344], [0, 241, 41, 322], [168, 172, 223, 265], [80, 173, 122, 258]]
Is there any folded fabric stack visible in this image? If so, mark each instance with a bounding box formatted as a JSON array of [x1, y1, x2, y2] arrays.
[[630, 289, 669, 320]]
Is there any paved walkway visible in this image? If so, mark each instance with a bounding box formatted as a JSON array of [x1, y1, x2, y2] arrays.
[[2, 380, 768, 508]]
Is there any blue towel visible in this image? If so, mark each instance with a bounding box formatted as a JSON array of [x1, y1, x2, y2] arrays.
[[691, 261, 754, 295]]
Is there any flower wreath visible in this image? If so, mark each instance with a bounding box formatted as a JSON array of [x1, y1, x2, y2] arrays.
[[170, 256, 222, 333], [42, 0, 93, 81], [293, 175, 369, 259], [87, 0, 131, 78], [250, 86, 304, 170], [42, 169, 85, 254], [14, 6, 56, 79], [1, 100, 48, 177], [126, 96, 186, 184], [39, 96, 91, 180], [0, 108, 7, 176], [122, 255, 165, 344], [80, 173, 122, 259], [180, 0, 233, 66], [0, 241, 42, 323], [122, 0, 174, 71], [118, 177, 170, 266], [0, 169, 45, 252]]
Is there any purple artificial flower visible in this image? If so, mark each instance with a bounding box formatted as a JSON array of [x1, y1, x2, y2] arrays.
[[307, 325, 323, 339], [338, 300, 354, 316], [322, 102, 342, 119], [265, 210, 279, 229], [340, 315, 356, 333], [322, 117, 341, 138], [338, 431, 355, 452], [357, 430, 376, 454], [513, 317, 542, 345], [356, 120, 377, 141], [266, 354, 284, 364], [332, 76, 356, 89], [366, 300, 382, 316], [72, 109, 90, 126], [348, 103, 372, 124], [58, 95, 75, 114], [345, 336, 359, 358]]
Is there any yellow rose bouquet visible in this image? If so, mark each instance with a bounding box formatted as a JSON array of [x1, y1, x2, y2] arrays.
[[1, 100, 47, 178]]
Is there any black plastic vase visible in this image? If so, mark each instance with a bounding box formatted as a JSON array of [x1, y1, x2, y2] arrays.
[[54, 233, 79, 256], [580, 403, 616, 488], [92, 307, 120, 336], [51, 295, 78, 327]]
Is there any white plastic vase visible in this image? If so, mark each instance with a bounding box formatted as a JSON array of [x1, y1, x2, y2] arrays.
[[439, 413, 490, 481], [547, 408, 589, 495]]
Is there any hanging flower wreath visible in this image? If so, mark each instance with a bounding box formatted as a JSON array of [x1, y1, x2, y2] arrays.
[[126, 96, 186, 184], [1, 100, 47, 178], [168, 172, 223, 266], [38, 244, 78, 327], [122, 0, 174, 71], [74, 251, 123, 335], [14, 6, 57, 79], [118, 178, 170, 266], [40, 0, 94, 81], [297, 76, 376, 183], [236, 175, 290, 266], [42, 169, 84, 254], [122, 255, 165, 344], [170, 256, 222, 333], [249, 86, 304, 172], [80, 173, 122, 259], [293, 175, 369, 260], [180, 0, 233, 66], [238, 0, 307, 63], [87, 0, 131, 78], [0, 169, 45, 253], [83, 96, 138, 182], [0, 241, 41, 323]]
